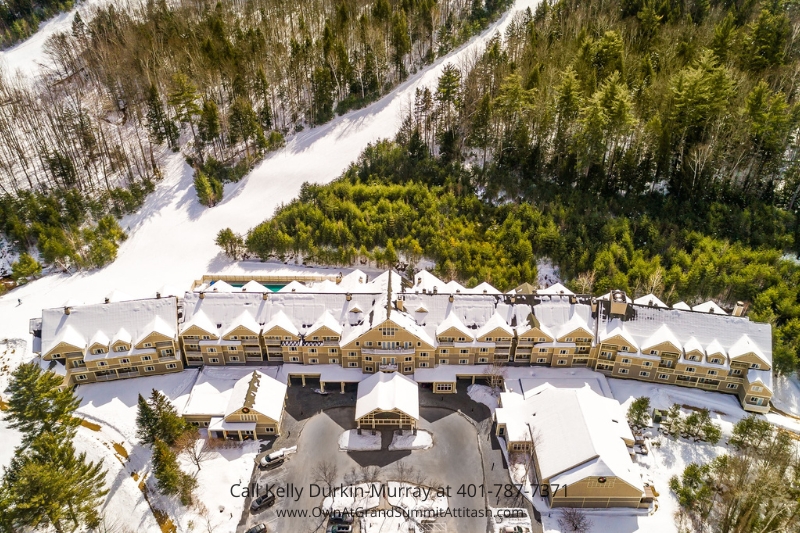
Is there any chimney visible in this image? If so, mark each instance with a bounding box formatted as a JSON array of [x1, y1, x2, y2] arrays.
[[64, 306, 71, 315], [449, 294, 454, 302], [433, 286, 438, 294], [104, 297, 110, 304], [156, 292, 161, 299], [610, 290, 628, 316], [346, 292, 352, 301], [336, 272, 343, 284], [396, 299, 405, 312], [733, 301, 745, 317], [199, 292, 205, 299], [262, 292, 269, 300], [417, 276, 422, 286]]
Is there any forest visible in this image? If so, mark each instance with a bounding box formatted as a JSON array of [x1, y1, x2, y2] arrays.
[[0, 0, 74, 47], [0, 0, 511, 276]]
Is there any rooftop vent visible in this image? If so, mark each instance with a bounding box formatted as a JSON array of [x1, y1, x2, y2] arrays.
[[262, 292, 269, 300], [199, 292, 205, 299], [104, 297, 110, 304], [64, 306, 71, 315]]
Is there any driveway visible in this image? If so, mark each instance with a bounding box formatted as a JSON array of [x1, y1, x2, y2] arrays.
[[240, 406, 487, 533]]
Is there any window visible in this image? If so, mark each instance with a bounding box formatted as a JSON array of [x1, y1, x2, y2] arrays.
[[207, 347, 217, 353], [458, 337, 466, 342], [420, 352, 429, 358], [365, 341, 373, 347], [284, 336, 292, 341], [436, 383, 453, 392], [240, 414, 257, 422], [166, 363, 177, 369], [380, 327, 397, 337], [750, 363, 760, 369], [558, 349, 568, 355], [485, 337, 492, 342], [364, 356, 373, 362], [120, 358, 130, 364], [97, 361, 107, 367], [459, 359, 469, 365], [557, 359, 567, 365], [404, 356, 413, 362], [229, 356, 239, 362], [209, 358, 220, 363], [160, 348, 173, 356], [710, 358, 721, 364], [289, 346, 298, 352], [639, 371, 650, 377], [658, 374, 669, 380], [115, 345, 127, 352], [686, 367, 696, 373], [143, 342, 152, 348], [621, 358, 630, 364], [440, 349, 449, 354], [752, 385, 763, 392], [620, 346, 629, 352], [364, 366, 373, 372], [230, 335, 238, 340], [72, 360, 85, 368], [643, 361, 653, 367], [202, 335, 210, 340], [618, 368, 629, 375], [539, 348, 548, 353], [748, 397, 766, 406], [92, 348, 105, 355], [309, 358, 319, 364], [649, 350, 658, 355], [142, 355, 152, 362], [460, 349, 469, 354], [707, 370, 718, 376], [727, 383, 738, 389], [309, 348, 317, 354], [330, 358, 339, 364], [537, 358, 547, 364], [404, 366, 412, 373], [419, 362, 429, 368], [144, 366, 155, 372], [478, 357, 489, 363], [439, 359, 449, 365], [538, 337, 546, 342], [348, 362, 359, 367], [289, 356, 300, 362], [732, 369, 742, 375], [75, 374, 87, 381], [348, 351, 357, 357], [479, 347, 489, 353], [565, 337, 573, 342]]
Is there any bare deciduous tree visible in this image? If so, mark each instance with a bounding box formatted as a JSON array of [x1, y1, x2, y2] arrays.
[[557, 507, 592, 533]]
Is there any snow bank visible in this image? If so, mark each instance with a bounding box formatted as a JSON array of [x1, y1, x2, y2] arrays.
[[467, 384, 499, 413], [389, 430, 432, 451], [338, 429, 382, 451], [772, 373, 800, 415]]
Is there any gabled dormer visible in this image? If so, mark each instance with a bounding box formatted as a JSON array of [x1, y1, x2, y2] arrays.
[[181, 310, 218, 340], [476, 313, 513, 343], [728, 335, 770, 370], [262, 310, 300, 342], [87, 330, 110, 356], [136, 315, 176, 348], [111, 327, 132, 353], [556, 313, 593, 343], [306, 311, 343, 342], [43, 324, 86, 360], [222, 311, 260, 341], [435, 312, 473, 343], [640, 324, 682, 356]]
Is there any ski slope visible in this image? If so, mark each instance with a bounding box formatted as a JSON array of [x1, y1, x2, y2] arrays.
[[0, 0, 540, 351]]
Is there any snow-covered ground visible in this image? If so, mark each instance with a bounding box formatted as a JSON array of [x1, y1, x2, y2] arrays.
[[466, 383, 500, 413], [321, 482, 380, 512], [389, 430, 432, 451], [338, 429, 382, 451], [536, 258, 561, 289]]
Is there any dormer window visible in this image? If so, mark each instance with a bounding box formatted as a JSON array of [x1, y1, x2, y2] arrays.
[[710, 358, 721, 364], [750, 363, 760, 369], [565, 337, 573, 342], [620, 346, 629, 352], [688, 355, 698, 361], [93, 348, 105, 355], [202, 335, 210, 340], [143, 343, 153, 348], [115, 345, 127, 352], [649, 350, 658, 355], [230, 336, 238, 340], [458, 337, 466, 342], [485, 337, 492, 342]]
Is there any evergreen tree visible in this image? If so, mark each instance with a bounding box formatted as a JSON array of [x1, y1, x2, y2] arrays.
[[228, 97, 261, 157], [0, 431, 107, 533], [136, 389, 190, 447], [198, 100, 221, 146], [168, 73, 201, 145], [4, 363, 80, 447], [152, 439, 196, 505], [193, 170, 222, 207], [215, 228, 245, 260], [626, 396, 651, 429], [10, 253, 42, 282], [391, 9, 411, 76], [145, 84, 176, 148]]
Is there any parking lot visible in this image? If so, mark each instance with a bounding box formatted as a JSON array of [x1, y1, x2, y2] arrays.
[[237, 382, 539, 533]]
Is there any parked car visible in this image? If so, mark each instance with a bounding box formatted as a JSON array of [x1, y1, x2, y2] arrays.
[[259, 450, 285, 470], [326, 525, 352, 533], [329, 511, 354, 524], [245, 524, 267, 533], [250, 493, 276, 512], [501, 527, 527, 533]]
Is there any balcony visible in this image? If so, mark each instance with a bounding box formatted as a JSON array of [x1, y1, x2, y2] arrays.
[[361, 348, 415, 356], [379, 363, 399, 372]]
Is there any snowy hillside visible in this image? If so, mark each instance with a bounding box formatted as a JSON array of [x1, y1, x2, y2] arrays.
[[0, 0, 540, 352]]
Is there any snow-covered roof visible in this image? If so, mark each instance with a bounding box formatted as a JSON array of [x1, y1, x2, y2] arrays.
[[469, 282, 501, 295], [208, 280, 235, 293], [435, 311, 474, 338], [672, 301, 691, 310], [222, 311, 260, 337], [683, 337, 704, 355], [692, 300, 727, 315], [181, 309, 217, 336], [537, 282, 574, 296], [599, 291, 632, 303], [476, 312, 513, 338], [640, 324, 682, 352], [633, 293, 668, 308], [728, 335, 767, 363], [279, 280, 309, 293], [597, 305, 771, 369], [136, 315, 176, 344], [88, 330, 110, 348], [355, 372, 419, 420], [555, 311, 591, 339], [599, 320, 638, 350], [240, 280, 267, 292], [105, 290, 133, 303], [496, 385, 642, 492], [224, 370, 287, 423], [307, 310, 343, 336], [40, 297, 178, 358], [262, 310, 299, 336]]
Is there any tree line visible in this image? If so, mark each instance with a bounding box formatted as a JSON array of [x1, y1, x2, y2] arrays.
[[0, 0, 513, 271], [227, 135, 800, 373], [398, 0, 800, 206], [0, 0, 74, 47]]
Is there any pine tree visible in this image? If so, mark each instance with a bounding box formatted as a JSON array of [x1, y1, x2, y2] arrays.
[[215, 228, 245, 259], [193, 170, 222, 207], [10, 253, 42, 282], [626, 396, 651, 429], [168, 73, 201, 146], [1, 431, 107, 533], [152, 439, 196, 505], [146, 84, 173, 147], [198, 100, 221, 146], [228, 97, 261, 157], [136, 389, 190, 447], [4, 363, 80, 447]]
